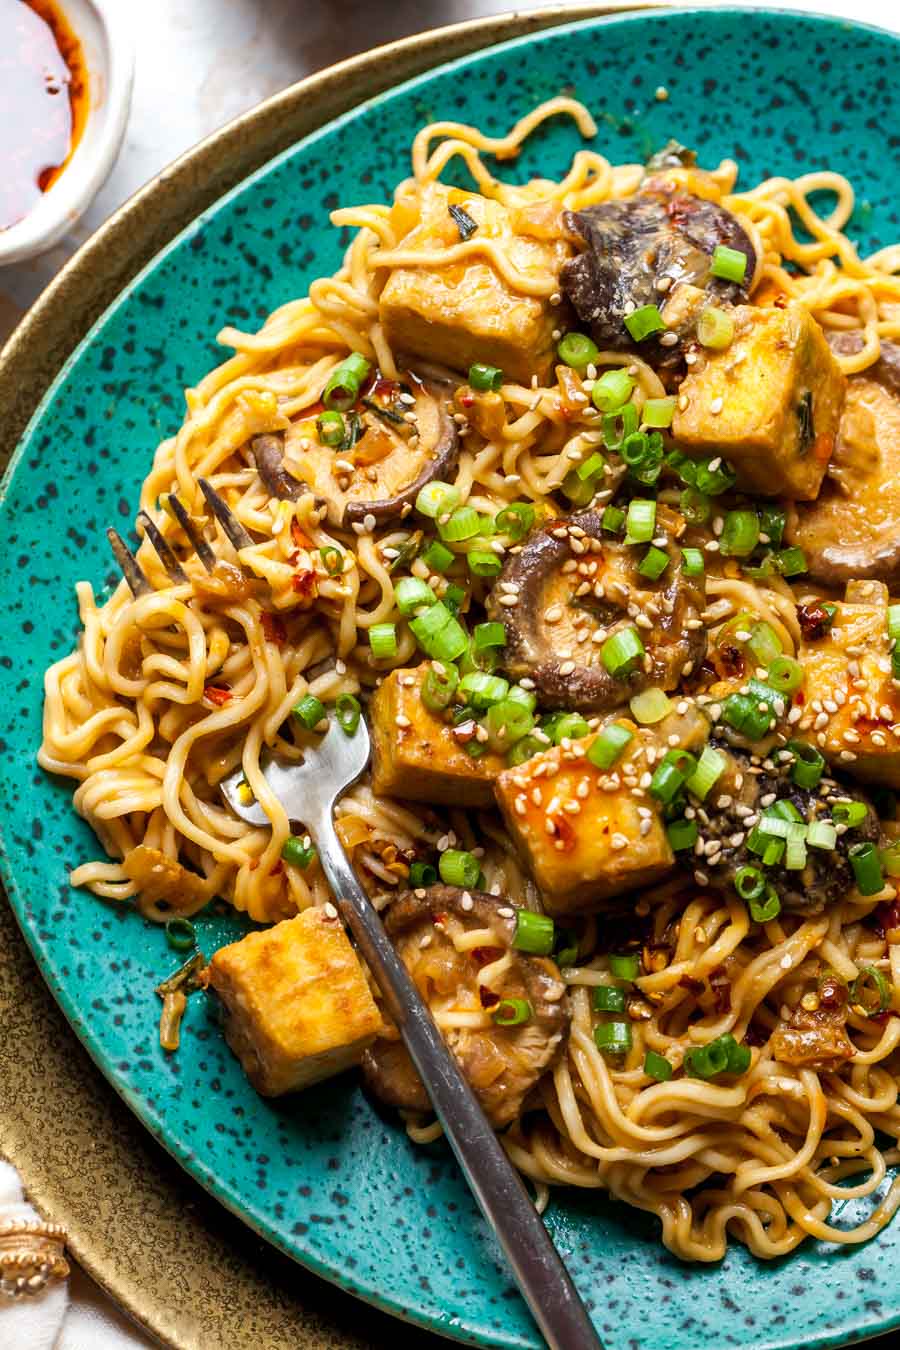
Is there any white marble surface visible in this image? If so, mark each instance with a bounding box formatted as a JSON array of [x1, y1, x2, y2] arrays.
[[0, 0, 896, 341], [1, 0, 897, 1343]]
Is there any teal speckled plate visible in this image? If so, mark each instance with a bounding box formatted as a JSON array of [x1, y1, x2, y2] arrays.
[[2, 9, 900, 1348]]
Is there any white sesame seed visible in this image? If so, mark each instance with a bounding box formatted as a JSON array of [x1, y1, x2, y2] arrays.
[[611, 833, 628, 850], [395, 714, 411, 729], [710, 397, 724, 415], [324, 902, 338, 919]]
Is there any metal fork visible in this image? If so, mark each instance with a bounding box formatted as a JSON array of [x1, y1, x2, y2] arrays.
[[108, 486, 602, 1350]]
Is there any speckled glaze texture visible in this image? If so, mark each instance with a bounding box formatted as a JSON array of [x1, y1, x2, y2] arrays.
[[2, 9, 900, 1349]]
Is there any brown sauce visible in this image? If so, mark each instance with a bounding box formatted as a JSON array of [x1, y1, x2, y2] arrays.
[[0, 0, 88, 231]]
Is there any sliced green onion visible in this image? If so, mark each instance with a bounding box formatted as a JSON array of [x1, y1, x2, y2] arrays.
[[165, 918, 196, 952], [787, 740, 825, 789], [506, 684, 537, 713], [624, 497, 656, 544], [459, 638, 498, 676], [492, 997, 533, 1027], [485, 698, 534, 749], [576, 451, 607, 482], [849, 841, 884, 896], [650, 748, 697, 805], [768, 655, 804, 694], [442, 583, 466, 616], [694, 458, 736, 496], [785, 822, 808, 871], [513, 910, 555, 955], [621, 431, 649, 468], [721, 692, 769, 741], [624, 304, 666, 342], [602, 505, 626, 534], [667, 817, 699, 851], [560, 467, 597, 506], [686, 746, 726, 801], [749, 887, 781, 923], [594, 1021, 633, 1055], [644, 1050, 673, 1081], [496, 502, 536, 541], [421, 539, 455, 573], [322, 352, 371, 410], [368, 622, 398, 660], [681, 547, 705, 576], [410, 603, 467, 662], [601, 626, 646, 678], [629, 431, 665, 486], [710, 244, 748, 283], [734, 865, 765, 901], [807, 819, 837, 850], [642, 396, 676, 429], [554, 930, 579, 968], [468, 363, 503, 392], [638, 544, 670, 580], [558, 332, 600, 369], [593, 985, 627, 1013], [832, 801, 868, 828], [335, 693, 361, 735], [587, 723, 633, 770], [697, 306, 734, 349], [881, 841, 900, 878], [316, 410, 346, 446], [887, 604, 900, 642], [421, 661, 459, 713], [474, 621, 506, 651], [720, 510, 760, 558], [416, 480, 460, 519], [684, 1041, 730, 1079], [459, 671, 509, 710], [602, 401, 639, 449], [748, 622, 783, 668], [281, 835, 317, 869], [849, 965, 892, 1016], [592, 367, 634, 412], [770, 798, 803, 823], [506, 734, 544, 767], [724, 1039, 752, 1075], [610, 952, 640, 981], [552, 712, 590, 743], [438, 848, 481, 888], [774, 546, 807, 577], [409, 861, 437, 887], [320, 544, 344, 576], [680, 487, 712, 524], [629, 687, 671, 724], [759, 506, 786, 548], [467, 549, 503, 578], [395, 576, 437, 615], [293, 694, 327, 730], [439, 505, 481, 542]]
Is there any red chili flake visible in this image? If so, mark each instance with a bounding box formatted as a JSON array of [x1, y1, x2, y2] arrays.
[[549, 814, 577, 852], [872, 900, 900, 939], [797, 601, 834, 641], [261, 612, 286, 645], [433, 912, 449, 929], [794, 689, 806, 706], [270, 860, 285, 877], [708, 968, 732, 1014], [773, 294, 788, 309], [452, 720, 477, 745], [819, 974, 848, 1009], [855, 714, 892, 736], [478, 985, 500, 1009], [204, 684, 232, 706], [744, 1020, 768, 1047], [291, 569, 318, 599], [291, 519, 313, 549], [459, 392, 475, 409], [717, 643, 746, 679], [472, 946, 505, 968]]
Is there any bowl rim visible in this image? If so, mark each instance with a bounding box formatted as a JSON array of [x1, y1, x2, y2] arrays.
[[0, 0, 135, 264]]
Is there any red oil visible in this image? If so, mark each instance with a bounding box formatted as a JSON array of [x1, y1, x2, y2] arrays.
[[0, 0, 89, 231]]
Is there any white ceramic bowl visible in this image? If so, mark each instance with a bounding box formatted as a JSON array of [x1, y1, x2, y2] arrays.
[[0, 0, 134, 265]]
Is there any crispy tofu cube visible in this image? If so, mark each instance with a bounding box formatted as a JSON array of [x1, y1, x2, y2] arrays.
[[379, 183, 571, 385], [494, 724, 676, 916], [795, 580, 900, 786], [206, 909, 382, 1096], [371, 665, 506, 806], [672, 302, 845, 499]]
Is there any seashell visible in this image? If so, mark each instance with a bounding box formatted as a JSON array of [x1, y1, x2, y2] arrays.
[[0, 1217, 69, 1298]]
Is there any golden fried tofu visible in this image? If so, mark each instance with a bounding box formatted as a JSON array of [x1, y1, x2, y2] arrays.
[[794, 579, 900, 786], [370, 665, 506, 807], [379, 183, 571, 385], [205, 909, 382, 1097], [494, 722, 676, 916], [672, 302, 845, 499]]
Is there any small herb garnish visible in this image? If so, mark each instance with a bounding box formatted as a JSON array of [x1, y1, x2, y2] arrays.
[[797, 390, 814, 453], [362, 397, 406, 427], [449, 204, 477, 241]]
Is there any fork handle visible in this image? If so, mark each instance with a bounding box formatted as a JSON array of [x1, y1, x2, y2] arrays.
[[310, 808, 602, 1350]]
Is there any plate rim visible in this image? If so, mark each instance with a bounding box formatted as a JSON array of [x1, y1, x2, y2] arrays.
[[3, 6, 900, 1350]]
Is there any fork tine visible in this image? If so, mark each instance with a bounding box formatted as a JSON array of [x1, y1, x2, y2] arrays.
[[198, 478, 254, 552], [107, 527, 152, 597], [166, 494, 217, 573], [137, 510, 187, 583]]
